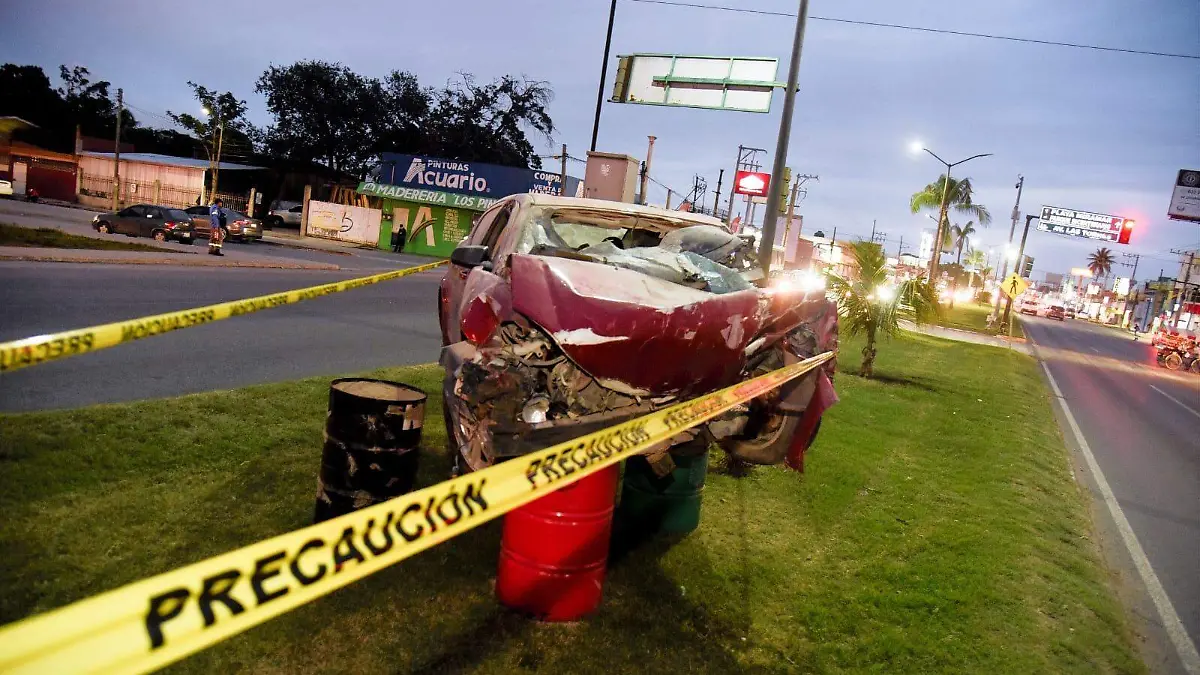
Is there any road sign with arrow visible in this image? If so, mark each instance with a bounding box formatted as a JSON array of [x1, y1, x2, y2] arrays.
[[1001, 273, 1029, 299]]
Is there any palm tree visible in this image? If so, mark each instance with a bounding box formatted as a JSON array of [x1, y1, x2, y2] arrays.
[[951, 221, 977, 265], [1087, 247, 1115, 281], [827, 240, 940, 377], [963, 248, 986, 291], [911, 176, 992, 269]]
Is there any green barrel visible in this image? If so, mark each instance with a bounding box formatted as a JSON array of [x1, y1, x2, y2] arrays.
[[618, 449, 709, 534]]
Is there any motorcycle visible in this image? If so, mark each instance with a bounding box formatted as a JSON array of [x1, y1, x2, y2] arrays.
[[1155, 339, 1200, 373]]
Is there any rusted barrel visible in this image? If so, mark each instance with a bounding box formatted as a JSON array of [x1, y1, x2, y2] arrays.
[[496, 464, 619, 621], [313, 378, 425, 523]]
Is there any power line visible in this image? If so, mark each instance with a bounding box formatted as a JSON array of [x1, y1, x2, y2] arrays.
[[625, 0, 1200, 60]]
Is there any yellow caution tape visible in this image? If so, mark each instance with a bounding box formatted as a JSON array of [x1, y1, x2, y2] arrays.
[[0, 260, 449, 374], [0, 351, 834, 675]]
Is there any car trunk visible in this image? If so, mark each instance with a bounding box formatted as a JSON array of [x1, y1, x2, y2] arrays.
[[507, 253, 763, 397]]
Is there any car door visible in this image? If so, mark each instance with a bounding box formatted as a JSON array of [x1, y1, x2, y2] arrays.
[[138, 206, 166, 237], [118, 205, 150, 235], [441, 201, 515, 344], [185, 206, 211, 236]]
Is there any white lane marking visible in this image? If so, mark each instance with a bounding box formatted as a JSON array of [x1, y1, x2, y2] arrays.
[[1150, 385, 1200, 421], [1090, 347, 1101, 354], [1039, 358, 1200, 675]]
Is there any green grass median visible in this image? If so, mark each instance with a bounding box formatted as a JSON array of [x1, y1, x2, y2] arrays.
[[0, 223, 186, 252], [938, 301, 1026, 339], [0, 334, 1139, 673]]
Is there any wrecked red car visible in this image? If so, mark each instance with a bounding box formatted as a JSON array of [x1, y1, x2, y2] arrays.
[[438, 194, 838, 473]]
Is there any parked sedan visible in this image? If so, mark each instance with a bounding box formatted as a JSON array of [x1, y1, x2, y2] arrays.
[[183, 206, 263, 242], [265, 203, 303, 229], [92, 205, 194, 244]]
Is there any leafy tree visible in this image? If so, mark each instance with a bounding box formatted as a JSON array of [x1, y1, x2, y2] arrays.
[[1087, 247, 1115, 281], [255, 61, 555, 175], [963, 248, 987, 290], [57, 65, 132, 138], [168, 82, 251, 196], [826, 240, 939, 377], [426, 74, 554, 168], [256, 61, 407, 175]]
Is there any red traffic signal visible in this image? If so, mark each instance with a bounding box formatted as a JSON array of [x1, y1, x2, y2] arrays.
[[1117, 219, 1135, 244]]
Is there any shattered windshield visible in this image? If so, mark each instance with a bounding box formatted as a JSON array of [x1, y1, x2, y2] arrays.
[[515, 206, 754, 295]]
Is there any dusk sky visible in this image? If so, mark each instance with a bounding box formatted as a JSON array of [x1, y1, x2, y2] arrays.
[[3, 0, 1197, 279]]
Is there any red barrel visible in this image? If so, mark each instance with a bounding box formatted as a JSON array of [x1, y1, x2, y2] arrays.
[[496, 464, 619, 621]]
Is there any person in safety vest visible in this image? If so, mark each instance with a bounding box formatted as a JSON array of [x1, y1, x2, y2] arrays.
[[208, 198, 226, 256]]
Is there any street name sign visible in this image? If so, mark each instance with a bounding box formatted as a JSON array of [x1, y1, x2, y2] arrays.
[[611, 54, 781, 113], [1038, 206, 1135, 244], [1001, 273, 1029, 299]]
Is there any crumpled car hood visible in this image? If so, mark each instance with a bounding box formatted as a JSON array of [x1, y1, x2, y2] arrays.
[[507, 253, 762, 396]]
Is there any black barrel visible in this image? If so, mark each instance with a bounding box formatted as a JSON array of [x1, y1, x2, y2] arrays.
[[314, 378, 426, 523]]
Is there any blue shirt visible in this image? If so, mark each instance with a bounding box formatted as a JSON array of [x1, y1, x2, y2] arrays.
[[209, 204, 222, 227]]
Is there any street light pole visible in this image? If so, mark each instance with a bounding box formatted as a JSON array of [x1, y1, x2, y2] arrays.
[[916, 148, 992, 281], [991, 175, 1023, 320], [589, 0, 618, 152], [758, 0, 810, 276]]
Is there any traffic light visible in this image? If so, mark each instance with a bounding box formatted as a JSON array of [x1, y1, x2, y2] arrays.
[[1020, 255, 1035, 278], [1117, 219, 1135, 244], [778, 167, 792, 214]]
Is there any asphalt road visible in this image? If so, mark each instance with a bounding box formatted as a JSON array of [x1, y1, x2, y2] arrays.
[[0, 261, 446, 412], [0, 198, 417, 271], [1023, 316, 1200, 669]]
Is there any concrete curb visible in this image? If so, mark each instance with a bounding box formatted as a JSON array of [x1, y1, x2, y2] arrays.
[[0, 252, 340, 270]]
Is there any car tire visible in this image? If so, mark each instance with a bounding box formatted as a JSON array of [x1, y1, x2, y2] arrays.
[[97, 222, 112, 234], [1163, 352, 1184, 371], [178, 236, 192, 246], [153, 230, 167, 242]]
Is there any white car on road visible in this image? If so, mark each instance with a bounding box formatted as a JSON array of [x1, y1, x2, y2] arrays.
[[0, 179, 13, 197]]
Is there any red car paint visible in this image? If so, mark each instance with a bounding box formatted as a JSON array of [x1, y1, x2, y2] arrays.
[[508, 254, 764, 396]]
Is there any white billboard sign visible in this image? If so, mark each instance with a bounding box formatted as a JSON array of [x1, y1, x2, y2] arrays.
[[307, 201, 382, 246], [1168, 169, 1200, 223], [611, 54, 779, 113]]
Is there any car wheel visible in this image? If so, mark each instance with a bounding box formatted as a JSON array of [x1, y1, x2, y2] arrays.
[[153, 230, 167, 242], [178, 236, 192, 246], [1189, 359, 1200, 374], [1163, 352, 1184, 371], [97, 222, 112, 234]]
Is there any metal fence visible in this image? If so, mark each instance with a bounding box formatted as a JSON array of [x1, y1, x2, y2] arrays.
[[212, 191, 249, 214], [79, 174, 203, 210]]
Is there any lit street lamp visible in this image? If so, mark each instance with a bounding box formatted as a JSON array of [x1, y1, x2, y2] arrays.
[[910, 142, 992, 279]]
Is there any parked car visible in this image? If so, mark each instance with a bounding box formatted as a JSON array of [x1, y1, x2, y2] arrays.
[[265, 203, 303, 229], [438, 193, 839, 474], [1045, 304, 1066, 321], [1064, 306, 1077, 319], [92, 205, 194, 244], [0, 179, 12, 197], [1017, 297, 1040, 315], [183, 206, 263, 242]]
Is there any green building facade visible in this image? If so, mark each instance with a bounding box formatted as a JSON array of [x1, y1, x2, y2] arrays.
[[357, 181, 498, 257]]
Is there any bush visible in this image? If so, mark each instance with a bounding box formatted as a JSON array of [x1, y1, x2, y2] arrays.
[[978, 291, 992, 304]]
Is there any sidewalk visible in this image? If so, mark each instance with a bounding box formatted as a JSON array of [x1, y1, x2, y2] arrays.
[[900, 319, 1033, 354], [262, 229, 372, 255], [0, 246, 339, 270]]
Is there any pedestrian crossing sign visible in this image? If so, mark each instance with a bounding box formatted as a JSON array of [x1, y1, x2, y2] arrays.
[[1001, 273, 1029, 299]]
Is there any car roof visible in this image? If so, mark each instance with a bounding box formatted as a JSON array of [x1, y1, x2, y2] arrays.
[[513, 193, 728, 230]]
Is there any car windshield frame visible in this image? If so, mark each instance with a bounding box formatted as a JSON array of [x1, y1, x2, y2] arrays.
[[166, 209, 192, 221]]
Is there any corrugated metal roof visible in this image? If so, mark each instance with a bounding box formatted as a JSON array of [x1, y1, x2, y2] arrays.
[[79, 151, 262, 171]]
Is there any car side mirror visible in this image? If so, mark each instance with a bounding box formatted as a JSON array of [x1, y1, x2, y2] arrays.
[[450, 245, 490, 269]]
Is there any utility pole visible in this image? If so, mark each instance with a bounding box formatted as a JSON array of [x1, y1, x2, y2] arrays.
[[1169, 249, 1195, 326], [758, 0, 810, 276], [992, 175, 1023, 320], [897, 235, 904, 257], [112, 88, 122, 211], [590, 0, 618, 152], [1002, 213, 1036, 327], [640, 135, 656, 205], [712, 169, 723, 216], [1119, 252, 1141, 330], [780, 178, 801, 264], [559, 143, 568, 196]]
